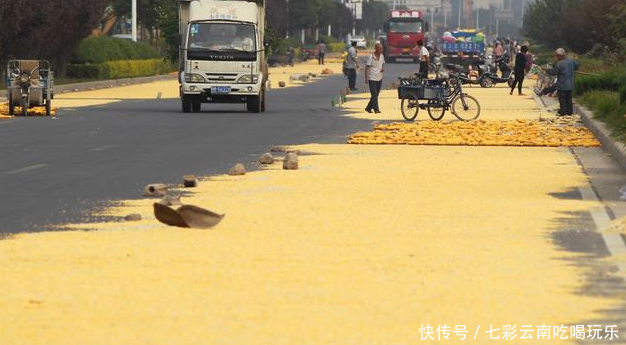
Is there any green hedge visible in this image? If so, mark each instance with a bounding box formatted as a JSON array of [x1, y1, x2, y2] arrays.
[[67, 59, 174, 80], [580, 91, 626, 139], [574, 67, 626, 97], [73, 36, 160, 64]]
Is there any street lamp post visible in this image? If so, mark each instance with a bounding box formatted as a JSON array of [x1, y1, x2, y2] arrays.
[[131, 0, 137, 42]]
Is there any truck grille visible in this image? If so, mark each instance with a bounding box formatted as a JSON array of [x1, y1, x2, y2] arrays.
[[205, 73, 238, 83]]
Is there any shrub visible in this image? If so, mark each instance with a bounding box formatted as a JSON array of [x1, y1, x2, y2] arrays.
[[67, 59, 173, 79], [319, 35, 340, 44], [580, 91, 626, 139], [620, 85, 626, 105], [73, 36, 160, 64], [574, 67, 626, 96], [272, 38, 302, 55], [328, 42, 347, 53]]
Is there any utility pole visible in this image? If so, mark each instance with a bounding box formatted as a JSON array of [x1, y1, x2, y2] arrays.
[[476, 8, 479, 30], [286, 0, 290, 38], [131, 0, 137, 42], [457, 0, 462, 28], [429, 8, 435, 33]]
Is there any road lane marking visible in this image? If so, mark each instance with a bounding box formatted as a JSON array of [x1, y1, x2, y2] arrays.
[[90, 145, 117, 152], [578, 184, 626, 274], [4, 163, 48, 175]]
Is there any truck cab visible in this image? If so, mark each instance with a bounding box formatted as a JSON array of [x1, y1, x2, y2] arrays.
[[179, 0, 267, 113], [383, 10, 428, 63]]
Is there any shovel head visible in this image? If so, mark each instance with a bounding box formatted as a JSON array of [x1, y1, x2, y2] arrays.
[[178, 205, 225, 229], [153, 203, 189, 228]]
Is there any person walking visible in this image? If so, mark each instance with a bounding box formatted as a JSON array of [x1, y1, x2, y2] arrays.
[[317, 41, 327, 65], [417, 40, 429, 78], [346, 41, 359, 90], [547, 48, 580, 116], [364, 43, 385, 114], [510, 45, 528, 96]]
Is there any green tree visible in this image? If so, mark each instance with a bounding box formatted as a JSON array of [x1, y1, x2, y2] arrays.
[[0, 0, 109, 75], [362, 0, 389, 34]]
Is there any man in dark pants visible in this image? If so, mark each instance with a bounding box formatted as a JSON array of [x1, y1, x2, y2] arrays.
[[346, 41, 359, 90], [317, 41, 326, 65], [417, 40, 429, 78], [510, 46, 528, 96], [365, 43, 385, 113], [547, 48, 579, 116]]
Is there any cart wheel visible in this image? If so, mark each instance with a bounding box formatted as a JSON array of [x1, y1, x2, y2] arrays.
[[480, 77, 494, 88], [400, 94, 419, 121], [507, 76, 515, 88], [427, 100, 446, 121], [21, 96, 28, 117], [452, 94, 481, 121], [46, 100, 51, 116]]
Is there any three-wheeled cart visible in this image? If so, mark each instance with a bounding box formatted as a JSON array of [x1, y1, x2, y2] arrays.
[[5, 60, 54, 116], [397, 76, 481, 122]]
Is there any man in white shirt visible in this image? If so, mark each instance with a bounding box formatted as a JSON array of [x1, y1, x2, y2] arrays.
[[417, 40, 430, 78], [364, 43, 385, 113]]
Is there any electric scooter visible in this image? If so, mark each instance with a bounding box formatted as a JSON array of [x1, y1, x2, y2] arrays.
[[482, 55, 515, 88]]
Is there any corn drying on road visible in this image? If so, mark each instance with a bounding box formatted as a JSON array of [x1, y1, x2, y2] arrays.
[[0, 61, 625, 344]]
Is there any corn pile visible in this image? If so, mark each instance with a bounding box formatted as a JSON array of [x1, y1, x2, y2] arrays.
[[348, 117, 601, 147], [0, 102, 55, 117]]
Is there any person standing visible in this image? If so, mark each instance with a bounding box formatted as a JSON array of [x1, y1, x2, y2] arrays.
[[524, 45, 534, 74], [510, 46, 528, 96], [364, 43, 385, 114], [346, 41, 359, 90], [417, 40, 429, 78], [494, 42, 504, 74], [317, 41, 327, 65], [547, 48, 580, 116]]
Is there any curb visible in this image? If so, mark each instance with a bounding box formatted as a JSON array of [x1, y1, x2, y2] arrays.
[[575, 103, 626, 172], [0, 74, 176, 99]]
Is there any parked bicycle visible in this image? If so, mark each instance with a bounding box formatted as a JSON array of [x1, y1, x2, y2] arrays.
[[397, 74, 481, 122]]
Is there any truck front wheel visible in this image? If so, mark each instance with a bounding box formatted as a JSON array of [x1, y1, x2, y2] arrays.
[[192, 102, 201, 112], [181, 96, 192, 113], [247, 95, 261, 113]]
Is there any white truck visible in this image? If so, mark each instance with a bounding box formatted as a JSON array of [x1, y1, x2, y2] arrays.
[[178, 0, 267, 113]]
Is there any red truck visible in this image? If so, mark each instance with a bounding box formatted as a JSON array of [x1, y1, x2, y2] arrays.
[[382, 10, 429, 63]]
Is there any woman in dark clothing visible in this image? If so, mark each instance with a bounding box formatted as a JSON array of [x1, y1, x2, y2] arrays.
[[510, 46, 528, 96]]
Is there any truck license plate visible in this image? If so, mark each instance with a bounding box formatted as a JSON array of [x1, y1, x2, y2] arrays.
[[211, 86, 231, 94]]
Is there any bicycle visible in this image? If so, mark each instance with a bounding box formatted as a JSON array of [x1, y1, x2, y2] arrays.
[[398, 74, 481, 122]]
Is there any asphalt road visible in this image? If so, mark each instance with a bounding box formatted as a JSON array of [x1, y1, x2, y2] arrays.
[[0, 63, 414, 234]]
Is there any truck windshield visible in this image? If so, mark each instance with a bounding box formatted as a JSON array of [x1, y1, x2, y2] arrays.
[[387, 21, 423, 33], [188, 23, 256, 52]]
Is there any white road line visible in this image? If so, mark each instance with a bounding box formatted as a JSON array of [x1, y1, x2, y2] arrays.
[[4, 163, 48, 175], [90, 145, 116, 152], [578, 185, 626, 273]]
